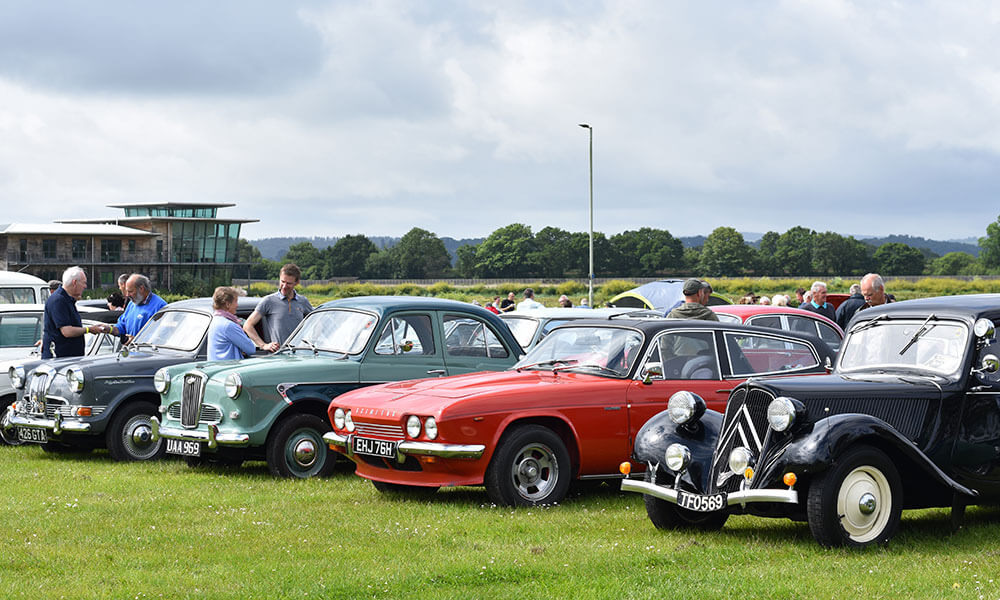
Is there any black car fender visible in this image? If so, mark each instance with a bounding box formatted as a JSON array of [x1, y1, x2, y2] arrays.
[[632, 408, 724, 494], [758, 413, 978, 498]]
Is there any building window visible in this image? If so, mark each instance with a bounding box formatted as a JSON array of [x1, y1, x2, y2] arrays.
[[18, 239, 27, 262], [72, 239, 89, 260], [156, 239, 164, 261], [100, 239, 121, 263], [128, 239, 136, 255], [100, 271, 114, 287], [42, 239, 57, 260]]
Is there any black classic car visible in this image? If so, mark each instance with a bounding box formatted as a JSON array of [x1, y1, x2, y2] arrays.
[[622, 294, 1000, 547], [4, 297, 261, 460]]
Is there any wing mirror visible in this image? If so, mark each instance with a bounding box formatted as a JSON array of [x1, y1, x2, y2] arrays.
[[642, 362, 663, 385], [975, 354, 1000, 378]]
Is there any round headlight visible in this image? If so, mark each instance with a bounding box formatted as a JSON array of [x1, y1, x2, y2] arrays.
[[224, 373, 242, 399], [729, 446, 753, 474], [333, 408, 345, 430], [406, 415, 422, 438], [665, 443, 691, 472], [667, 391, 706, 425], [66, 368, 85, 393], [344, 410, 355, 432], [9, 365, 25, 389], [153, 368, 170, 394], [767, 396, 798, 432], [424, 416, 438, 440]]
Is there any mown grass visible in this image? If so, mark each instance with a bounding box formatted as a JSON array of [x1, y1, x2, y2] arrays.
[[2, 445, 1000, 599]]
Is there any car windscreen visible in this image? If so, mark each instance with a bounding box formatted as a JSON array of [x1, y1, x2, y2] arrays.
[[132, 310, 211, 352], [839, 319, 968, 377], [501, 316, 540, 349], [514, 326, 643, 378], [285, 309, 377, 355]]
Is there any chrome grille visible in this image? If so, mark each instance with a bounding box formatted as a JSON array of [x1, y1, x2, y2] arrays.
[[168, 403, 222, 424], [43, 402, 106, 419], [180, 372, 207, 428], [712, 387, 774, 494], [26, 371, 51, 413], [354, 421, 404, 439]]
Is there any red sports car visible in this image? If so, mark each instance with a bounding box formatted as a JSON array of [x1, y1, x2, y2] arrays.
[[711, 305, 844, 352], [324, 319, 836, 506]]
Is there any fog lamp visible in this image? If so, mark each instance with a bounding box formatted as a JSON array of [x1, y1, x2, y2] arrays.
[[729, 447, 753, 474], [665, 443, 691, 472]]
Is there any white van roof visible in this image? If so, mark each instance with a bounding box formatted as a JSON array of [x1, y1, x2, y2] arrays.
[[0, 271, 49, 285]]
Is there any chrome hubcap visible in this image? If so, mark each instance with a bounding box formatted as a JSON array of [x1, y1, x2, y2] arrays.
[[293, 439, 316, 467], [131, 424, 153, 445], [858, 492, 877, 515]]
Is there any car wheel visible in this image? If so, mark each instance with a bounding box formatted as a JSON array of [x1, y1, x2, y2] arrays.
[[265, 413, 336, 479], [0, 399, 23, 446], [484, 424, 571, 506], [642, 471, 729, 531], [807, 444, 902, 548], [106, 401, 165, 462], [371, 480, 439, 495]]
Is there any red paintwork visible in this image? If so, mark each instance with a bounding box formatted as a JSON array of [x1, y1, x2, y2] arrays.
[[712, 304, 844, 337], [330, 366, 766, 489]]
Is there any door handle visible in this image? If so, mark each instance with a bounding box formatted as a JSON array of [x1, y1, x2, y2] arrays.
[[716, 389, 734, 394], [427, 369, 447, 377]]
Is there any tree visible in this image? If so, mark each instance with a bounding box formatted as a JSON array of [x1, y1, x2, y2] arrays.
[[980, 215, 1000, 272], [282, 242, 324, 279], [474, 224, 537, 278], [811, 232, 871, 275], [774, 226, 815, 276], [698, 227, 754, 276], [609, 228, 684, 276], [530, 227, 574, 278], [393, 228, 451, 278], [873, 242, 925, 275], [756, 231, 780, 275], [454, 243, 480, 278], [929, 252, 983, 276], [327, 234, 378, 277]]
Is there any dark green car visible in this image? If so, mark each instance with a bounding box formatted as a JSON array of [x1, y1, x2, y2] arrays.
[[151, 296, 522, 478]]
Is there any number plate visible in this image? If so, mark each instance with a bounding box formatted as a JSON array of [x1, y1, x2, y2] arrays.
[[353, 436, 397, 459], [166, 439, 202, 457], [16, 427, 47, 444], [677, 490, 727, 512]]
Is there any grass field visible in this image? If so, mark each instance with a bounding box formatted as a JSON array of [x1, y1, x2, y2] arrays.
[[3, 445, 1000, 599]]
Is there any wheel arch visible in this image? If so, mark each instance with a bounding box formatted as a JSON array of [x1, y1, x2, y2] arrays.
[[489, 415, 581, 477], [263, 395, 332, 448]]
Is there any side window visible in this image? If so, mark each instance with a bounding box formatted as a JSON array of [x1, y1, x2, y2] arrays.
[[655, 331, 718, 380], [725, 332, 819, 376], [0, 314, 42, 347], [786, 316, 816, 335], [443, 315, 509, 359], [748, 315, 781, 330], [817, 323, 842, 351], [374, 315, 435, 356]]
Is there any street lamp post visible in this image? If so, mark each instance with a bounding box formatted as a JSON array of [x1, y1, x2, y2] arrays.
[[578, 123, 594, 308]]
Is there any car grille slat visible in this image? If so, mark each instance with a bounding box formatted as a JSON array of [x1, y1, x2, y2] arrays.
[[168, 403, 222, 424], [712, 387, 774, 494], [181, 373, 206, 428], [805, 397, 926, 441], [354, 421, 403, 439]]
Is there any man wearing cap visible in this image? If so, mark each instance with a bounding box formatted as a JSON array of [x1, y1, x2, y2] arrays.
[[666, 279, 719, 321]]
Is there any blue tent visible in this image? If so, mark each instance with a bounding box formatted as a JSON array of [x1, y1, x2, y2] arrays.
[[608, 279, 732, 311]]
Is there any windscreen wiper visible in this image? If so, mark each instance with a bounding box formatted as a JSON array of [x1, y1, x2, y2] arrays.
[[899, 314, 936, 356]]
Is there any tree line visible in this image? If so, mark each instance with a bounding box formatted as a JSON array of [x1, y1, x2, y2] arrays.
[[238, 218, 1000, 280]]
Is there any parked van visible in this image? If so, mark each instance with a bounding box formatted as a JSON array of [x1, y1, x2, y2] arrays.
[[0, 272, 50, 304]]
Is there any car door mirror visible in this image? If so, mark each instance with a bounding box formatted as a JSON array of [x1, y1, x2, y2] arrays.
[[642, 362, 663, 385], [975, 354, 1000, 377]]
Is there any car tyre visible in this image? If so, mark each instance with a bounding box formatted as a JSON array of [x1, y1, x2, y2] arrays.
[[807, 444, 902, 548], [106, 401, 165, 462], [642, 471, 729, 531], [484, 424, 571, 506], [0, 400, 23, 446], [266, 413, 336, 479]]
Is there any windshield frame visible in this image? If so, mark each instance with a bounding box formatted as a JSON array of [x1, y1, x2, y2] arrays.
[[838, 317, 970, 378]]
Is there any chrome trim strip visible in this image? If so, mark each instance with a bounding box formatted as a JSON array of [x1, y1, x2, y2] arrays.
[[397, 441, 485, 460], [7, 414, 91, 432], [323, 431, 348, 447], [620, 478, 798, 506]]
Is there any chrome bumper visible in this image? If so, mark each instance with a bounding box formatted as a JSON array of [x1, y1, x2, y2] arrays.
[[620, 477, 799, 506], [151, 417, 250, 448], [323, 431, 485, 461], [6, 411, 91, 434]]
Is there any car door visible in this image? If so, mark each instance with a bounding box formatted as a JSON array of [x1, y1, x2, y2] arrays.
[[441, 314, 515, 375], [359, 312, 447, 382], [954, 340, 1000, 492]]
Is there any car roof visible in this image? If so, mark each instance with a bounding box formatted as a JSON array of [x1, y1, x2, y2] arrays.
[[0, 303, 46, 312], [319, 295, 494, 316], [855, 293, 1000, 322], [713, 304, 843, 332], [163, 296, 261, 316], [500, 307, 634, 320]]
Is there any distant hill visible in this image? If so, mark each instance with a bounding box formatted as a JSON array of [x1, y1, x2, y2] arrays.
[[248, 236, 484, 264], [856, 235, 980, 257]]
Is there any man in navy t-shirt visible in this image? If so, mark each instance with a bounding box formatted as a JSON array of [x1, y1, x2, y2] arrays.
[[42, 266, 89, 358]]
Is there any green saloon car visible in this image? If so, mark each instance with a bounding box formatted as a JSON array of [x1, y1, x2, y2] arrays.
[[150, 296, 523, 478]]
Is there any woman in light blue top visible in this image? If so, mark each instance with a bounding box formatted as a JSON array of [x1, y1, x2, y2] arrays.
[[208, 286, 257, 361]]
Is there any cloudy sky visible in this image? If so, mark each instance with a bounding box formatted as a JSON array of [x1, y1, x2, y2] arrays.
[[2, 1, 998, 242]]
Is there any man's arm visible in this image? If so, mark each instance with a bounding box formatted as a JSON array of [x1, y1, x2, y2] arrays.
[[243, 310, 278, 352]]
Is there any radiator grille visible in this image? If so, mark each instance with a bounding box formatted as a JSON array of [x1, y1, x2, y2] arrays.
[[354, 421, 404, 439], [712, 387, 774, 494], [168, 403, 222, 424], [180, 372, 207, 428]]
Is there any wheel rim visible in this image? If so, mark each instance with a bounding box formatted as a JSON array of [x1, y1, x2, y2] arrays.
[[284, 428, 325, 477], [837, 465, 892, 543], [508, 442, 559, 502], [0, 410, 22, 446], [121, 414, 161, 460]]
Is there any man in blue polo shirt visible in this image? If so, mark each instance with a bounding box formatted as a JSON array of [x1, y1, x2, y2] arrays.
[[243, 263, 312, 352], [42, 266, 90, 358], [106, 274, 167, 342]]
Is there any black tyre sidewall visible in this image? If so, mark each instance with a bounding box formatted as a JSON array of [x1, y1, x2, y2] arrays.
[[107, 401, 164, 462], [266, 413, 335, 479], [485, 424, 571, 507]]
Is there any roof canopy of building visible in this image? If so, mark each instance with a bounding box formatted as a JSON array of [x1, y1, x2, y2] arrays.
[[0, 223, 157, 236], [58, 202, 258, 224]]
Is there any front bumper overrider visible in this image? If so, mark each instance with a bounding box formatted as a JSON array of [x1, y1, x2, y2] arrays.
[[151, 417, 250, 448], [322, 431, 485, 461]]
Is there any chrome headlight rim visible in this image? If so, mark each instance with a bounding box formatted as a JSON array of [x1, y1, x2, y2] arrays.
[[9, 365, 25, 389], [667, 391, 706, 425], [424, 416, 438, 440], [333, 407, 346, 430], [767, 396, 802, 432], [728, 446, 753, 475], [66, 367, 85, 393], [665, 443, 691, 472], [406, 415, 422, 439], [224, 373, 243, 399], [153, 368, 170, 394]]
